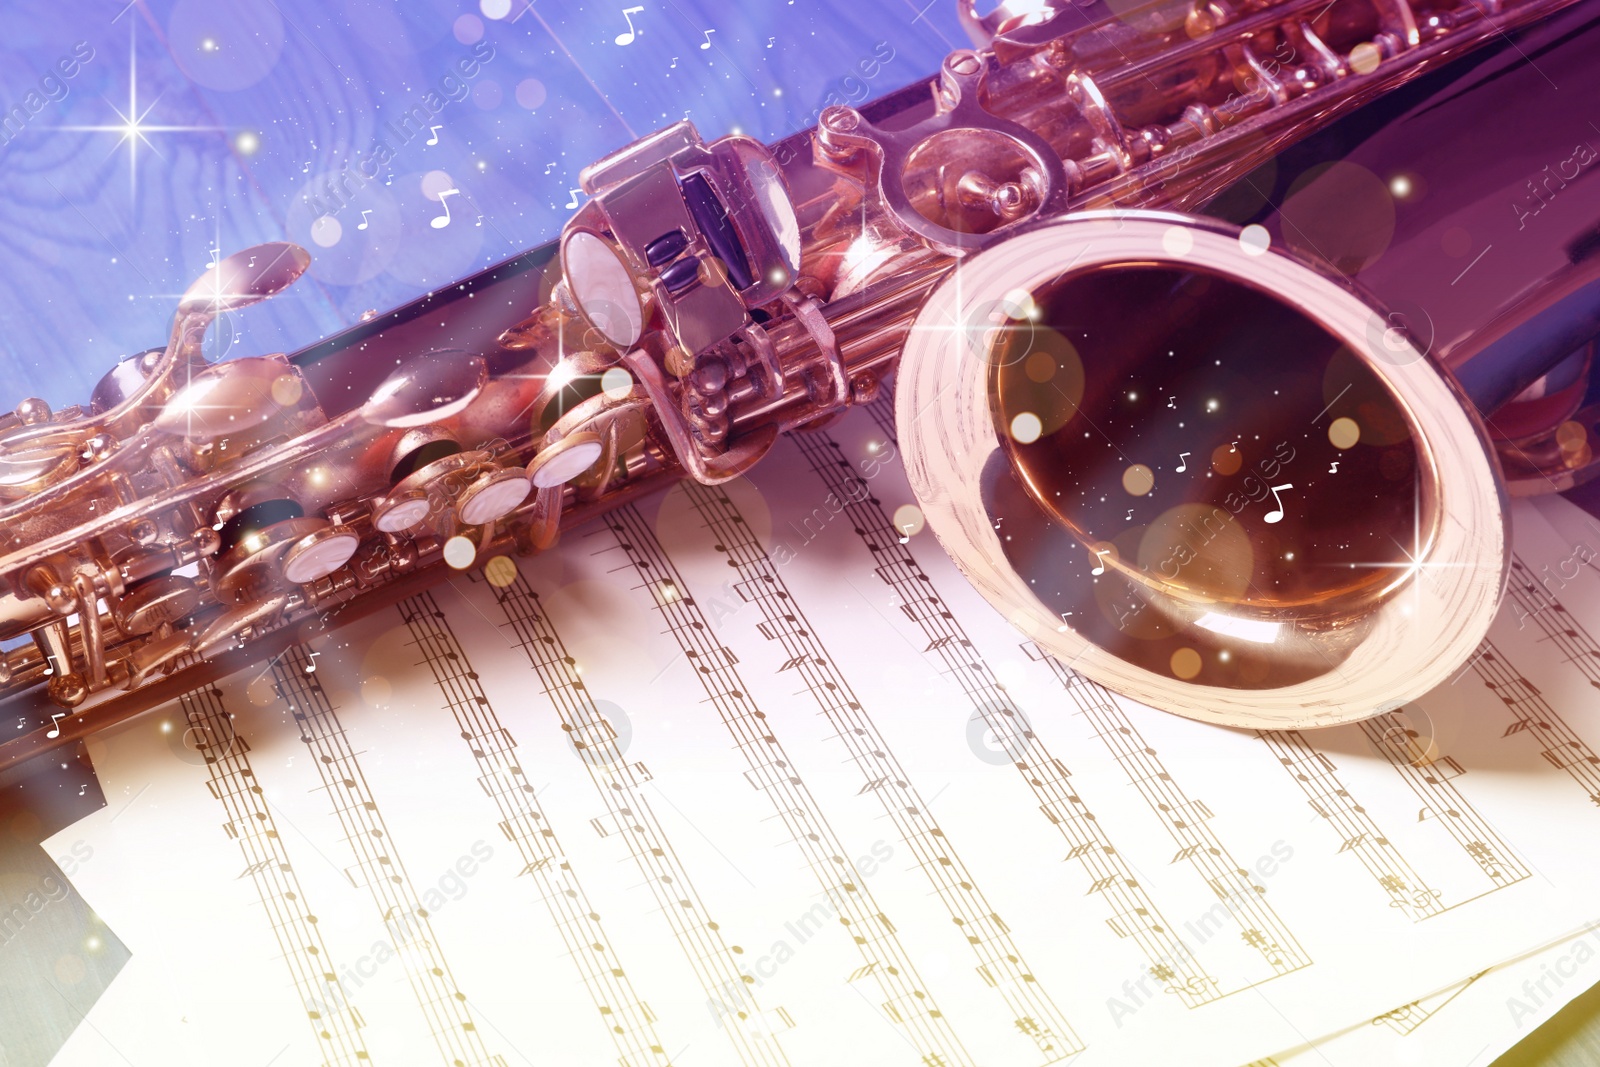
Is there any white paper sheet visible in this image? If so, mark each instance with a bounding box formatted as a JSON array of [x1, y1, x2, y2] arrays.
[[1258, 916, 1600, 1067], [42, 406, 1600, 1067], [1257, 492, 1600, 1067]]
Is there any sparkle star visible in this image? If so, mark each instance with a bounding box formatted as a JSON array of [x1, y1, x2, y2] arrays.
[[1342, 481, 1485, 613], [59, 23, 221, 198]]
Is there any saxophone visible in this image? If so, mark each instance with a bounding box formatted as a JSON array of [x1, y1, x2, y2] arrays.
[[2, 0, 1598, 771]]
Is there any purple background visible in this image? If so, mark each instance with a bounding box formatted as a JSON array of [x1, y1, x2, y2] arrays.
[[0, 0, 961, 409]]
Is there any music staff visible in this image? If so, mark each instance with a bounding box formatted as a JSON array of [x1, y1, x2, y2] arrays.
[[1032, 656, 1310, 980], [478, 565, 794, 1067], [1474, 640, 1600, 802], [605, 503, 974, 1065], [271, 645, 501, 1067], [853, 396, 1322, 991], [1494, 558, 1600, 803], [1257, 729, 1444, 921], [1369, 968, 1489, 1036], [1358, 710, 1530, 892], [396, 592, 674, 1066], [856, 396, 1315, 987], [178, 678, 374, 1064], [681, 479, 1082, 1062], [790, 429, 1225, 1006]]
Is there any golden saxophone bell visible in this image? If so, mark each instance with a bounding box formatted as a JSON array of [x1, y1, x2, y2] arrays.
[[898, 212, 1507, 729]]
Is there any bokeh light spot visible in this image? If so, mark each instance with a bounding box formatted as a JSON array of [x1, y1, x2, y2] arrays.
[[1350, 42, 1382, 74], [1000, 288, 1037, 321], [1010, 412, 1042, 444], [484, 554, 518, 587], [515, 78, 547, 110], [421, 170, 456, 201], [444, 535, 476, 569], [1024, 351, 1055, 383], [1122, 463, 1155, 496], [601, 366, 633, 400], [1170, 647, 1203, 680], [892, 504, 925, 539], [1211, 443, 1242, 476], [271, 374, 303, 407], [1328, 417, 1361, 449], [309, 215, 342, 248], [1162, 226, 1194, 256], [361, 675, 392, 706]]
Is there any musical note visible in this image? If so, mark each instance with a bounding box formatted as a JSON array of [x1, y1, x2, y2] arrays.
[[474, 212, 483, 228], [1175, 451, 1190, 472], [208, 246, 221, 268], [16, 716, 25, 730], [42, 653, 59, 676], [544, 162, 556, 174], [357, 209, 372, 231], [766, 36, 775, 47], [1125, 509, 1134, 521], [1263, 483, 1294, 524], [565, 187, 581, 209], [305, 651, 321, 674], [1328, 461, 1340, 473], [699, 28, 715, 49], [1167, 395, 1175, 409], [1090, 548, 1110, 576], [669, 56, 678, 68], [78, 784, 88, 797], [614, 6, 644, 45], [426, 125, 442, 146], [430, 188, 460, 229], [1057, 611, 1073, 632], [47, 712, 65, 739]]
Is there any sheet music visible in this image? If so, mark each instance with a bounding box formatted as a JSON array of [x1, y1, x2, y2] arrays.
[[1253, 492, 1600, 1066], [42, 405, 1600, 1067], [1257, 916, 1600, 1067]]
